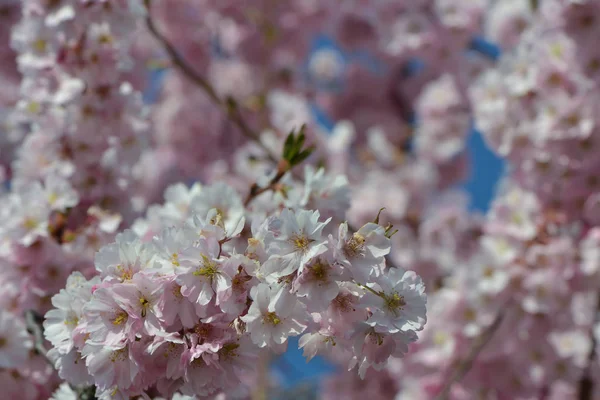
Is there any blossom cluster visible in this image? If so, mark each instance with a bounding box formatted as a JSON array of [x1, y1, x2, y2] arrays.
[[322, 1, 600, 399], [5, 0, 600, 399], [0, 1, 156, 398], [43, 179, 426, 399], [9, 0, 150, 215]]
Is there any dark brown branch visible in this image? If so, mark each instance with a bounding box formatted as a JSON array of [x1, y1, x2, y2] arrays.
[[24, 310, 54, 368], [244, 161, 289, 206], [578, 293, 600, 400], [143, 0, 276, 163], [434, 308, 506, 400], [26, 310, 99, 399]]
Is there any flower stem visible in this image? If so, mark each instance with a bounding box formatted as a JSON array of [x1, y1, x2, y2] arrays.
[[578, 292, 600, 400], [434, 307, 506, 400]]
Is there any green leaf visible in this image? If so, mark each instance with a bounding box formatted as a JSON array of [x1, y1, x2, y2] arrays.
[[292, 145, 315, 166], [281, 125, 313, 167], [283, 131, 295, 161], [296, 124, 306, 149]]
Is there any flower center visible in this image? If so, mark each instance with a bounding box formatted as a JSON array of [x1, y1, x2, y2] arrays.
[[64, 316, 79, 326], [344, 233, 365, 258], [367, 329, 385, 346], [115, 264, 134, 282], [22, 217, 39, 230], [194, 323, 214, 341], [109, 348, 127, 363], [163, 342, 180, 358], [172, 284, 184, 300], [433, 331, 448, 346], [193, 255, 219, 278], [309, 259, 329, 282], [232, 274, 252, 292], [191, 356, 206, 368], [264, 312, 281, 326], [332, 293, 354, 312], [139, 296, 150, 317], [112, 311, 128, 326], [33, 38, 47, 53], [210, 208, 226, 228], [48, 192, 58, 205], [384, 292, 406, 316], [291, 234, 311, 253], [220, 342, 240, 360]]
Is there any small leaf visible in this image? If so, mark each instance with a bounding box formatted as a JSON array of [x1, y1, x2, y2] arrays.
[[296, 124, 306, 149], [283, 131, 296, 161], [292, 146, 315, 166]]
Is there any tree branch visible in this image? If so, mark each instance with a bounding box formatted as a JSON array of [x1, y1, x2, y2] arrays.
[[578, 293, 600, 400], [143, 0, 277, 163], [244, 160, 289, 206], [434, 308, 506, 400], [24, 310, 54, 368]]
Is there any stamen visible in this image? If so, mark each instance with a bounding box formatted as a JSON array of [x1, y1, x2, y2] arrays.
[[344, 233, 366, 258], [264, 311, 281, 326]]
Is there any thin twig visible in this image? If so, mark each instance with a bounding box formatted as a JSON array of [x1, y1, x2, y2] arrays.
[[24, 310, 54, 368], [578, 293, 600, 400], [352, 279, 384, 297], [143, 0, 277, 163], [26, 306, 97, 398], [434, 308, 506, 400], [244, 162, 288, 206]]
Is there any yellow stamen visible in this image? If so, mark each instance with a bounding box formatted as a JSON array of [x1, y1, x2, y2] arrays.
[[139, 297, 149, 318], [290, 234, 311, 252], [310, 259, 329, 282], [23, 217, 38, 230], [384, 292, 406, 316], [33, 38, 47, 53], [109, 348, 127, 363], [344, 233, 365, 258], [112, 311, 128, 326], [193, 255, 219, 278], [264, 312, 281, 326]]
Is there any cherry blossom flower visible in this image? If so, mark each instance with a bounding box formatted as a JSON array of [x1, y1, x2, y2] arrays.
[[363, 268, 427, 334], [241, 283, 309, 352], [263, 208, 330, 278], [332, 222, 391, 284]]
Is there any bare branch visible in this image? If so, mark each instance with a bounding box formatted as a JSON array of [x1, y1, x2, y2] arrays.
[[24, 310, 54, 368], [435, 308, 506, 400], [143, 0, 277, 162], [578, 293, 600, 400]]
